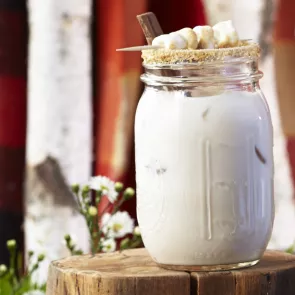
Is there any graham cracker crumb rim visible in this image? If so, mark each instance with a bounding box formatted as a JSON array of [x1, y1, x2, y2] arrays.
[[142, 42, 261, 65]]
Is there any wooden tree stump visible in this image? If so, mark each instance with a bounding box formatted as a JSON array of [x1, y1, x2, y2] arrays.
[[46, 248, 295, 295]]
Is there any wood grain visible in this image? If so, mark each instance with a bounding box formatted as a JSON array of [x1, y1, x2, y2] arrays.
[[46, 248, 295, 295]]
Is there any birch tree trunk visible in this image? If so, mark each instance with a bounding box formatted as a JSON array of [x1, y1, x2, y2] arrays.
[[203, 0, 295, 250], [25, 0, 92, 284]]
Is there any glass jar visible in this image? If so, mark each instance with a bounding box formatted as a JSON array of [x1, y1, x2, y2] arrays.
[[135, 45, 274, 271]]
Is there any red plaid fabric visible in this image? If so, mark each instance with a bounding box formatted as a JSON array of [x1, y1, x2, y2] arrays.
[[0, 0, 27, 264]]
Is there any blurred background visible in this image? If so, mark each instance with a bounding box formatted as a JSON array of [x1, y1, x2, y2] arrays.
[[0, 0, 294, 282]]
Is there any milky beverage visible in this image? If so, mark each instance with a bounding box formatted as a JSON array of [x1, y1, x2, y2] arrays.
[[135, 86, 274, 268], [134, 24, 274, 269]]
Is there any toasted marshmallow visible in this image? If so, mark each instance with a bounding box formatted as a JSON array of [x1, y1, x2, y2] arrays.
[[152, 34, 169, 47], [177, 28, 198, 49], [193, 26, 216, 49], [152, 33, 187, 49], [165, 32, 187, 49], [213, 20, 239, 48]]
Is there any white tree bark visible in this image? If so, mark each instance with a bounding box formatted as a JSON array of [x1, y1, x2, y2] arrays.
[[203, 0, 295, 250], [25, 0, 92, 283]]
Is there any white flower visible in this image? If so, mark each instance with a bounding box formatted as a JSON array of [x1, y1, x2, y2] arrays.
[[23, 291, 45, 295], [88, 206, 98, 216], [133, 226, 141, 236], [101, 238, 116, 253], [89, 176, 118, 203], [101, 211, 134, 238]]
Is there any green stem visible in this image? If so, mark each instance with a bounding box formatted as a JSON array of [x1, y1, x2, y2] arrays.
[[87, 215, 97, 256], [74, 191, 84, 212], [94, 216, 101, 254], [100, 202, 113, 217], [8, 248, 17, 289], [111, 198, 125, 214], [129, 239, 142, 249]]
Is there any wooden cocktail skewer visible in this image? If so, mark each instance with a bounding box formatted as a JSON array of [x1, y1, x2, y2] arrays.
[[116, 39, 254, 52], [116, 45, 161, 52]]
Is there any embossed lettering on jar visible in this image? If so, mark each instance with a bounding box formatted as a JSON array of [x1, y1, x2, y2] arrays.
[[135, 45, 274, 271]]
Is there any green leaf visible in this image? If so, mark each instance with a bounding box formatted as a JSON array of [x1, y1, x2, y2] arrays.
[[286, 245, 294, 254], [39, 282, 47, 291], [0, 276, 13, 295]]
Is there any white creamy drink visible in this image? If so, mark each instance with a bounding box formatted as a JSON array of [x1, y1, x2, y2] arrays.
[[134, 21, 274, 270], [135, 88, 274, 267]]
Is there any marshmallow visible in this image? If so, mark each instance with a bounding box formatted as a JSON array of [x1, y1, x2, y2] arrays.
[[165, 32, 187, 49], [152, 34, 169, 47], [213, 20, 239, 48], [152, 33, 187, 49], [177, 28, 198, 49], [193, 25, 216, 49]]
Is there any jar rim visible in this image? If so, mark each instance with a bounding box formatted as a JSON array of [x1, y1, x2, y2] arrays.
[[141, 55, 263, 86]]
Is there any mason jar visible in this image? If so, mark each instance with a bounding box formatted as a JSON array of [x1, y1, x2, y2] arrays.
[[135, 43, 274, 271]]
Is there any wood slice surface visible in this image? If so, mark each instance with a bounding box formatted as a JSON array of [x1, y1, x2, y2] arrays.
[[46, 248, 295, 295]]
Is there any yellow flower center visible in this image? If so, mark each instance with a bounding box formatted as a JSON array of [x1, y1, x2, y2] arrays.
[[112, 223, 123, 233], [101, 185, 108, 191]]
